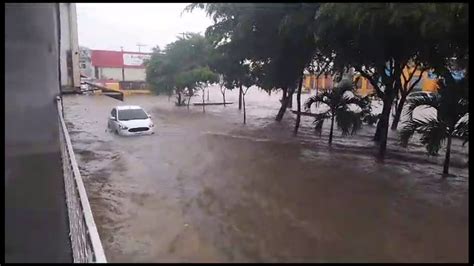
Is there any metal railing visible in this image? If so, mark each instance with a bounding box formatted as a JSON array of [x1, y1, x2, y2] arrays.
[[57, 96, 107, 263]]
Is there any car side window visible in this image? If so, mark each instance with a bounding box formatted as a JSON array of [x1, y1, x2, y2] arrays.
[[111, 109, 116, 119]]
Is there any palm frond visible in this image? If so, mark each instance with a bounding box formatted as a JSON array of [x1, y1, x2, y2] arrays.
[[404, 94, 440, 121], [335, 108, 361, 136], [358, 96, 373, 111], [362, 113, 380, 126], [401, 76, 468, 158], [304, 92, 329, 111], [419, 119, 448, 156], [454, 116, 469, 145], [399, 119, 419, 147], [341, 96, 360, 106], [182, 3, 204, 15], [400, 117, 448, 155]]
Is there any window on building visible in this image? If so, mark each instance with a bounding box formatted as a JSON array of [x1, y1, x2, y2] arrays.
[[80, 63, 86, 69]]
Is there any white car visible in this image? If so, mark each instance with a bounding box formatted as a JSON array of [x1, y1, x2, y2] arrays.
[[107, 105, 154, 136]]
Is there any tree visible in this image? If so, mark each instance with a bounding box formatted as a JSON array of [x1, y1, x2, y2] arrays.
[[195, 67, 219, 112], [304, 80, 369, 145], [295, 53, 336, 136], [391, 3, 468, 130], [312, 3, 466, 159], [217, 75, 226, 106], [145, 33, 217, 108], [206, 40, 243, 107], [390, 62, 428, 130], [293, 76, 303, 135], [186, 3, 321, 122], [145, 47, 177, 102], [239, 62, 258, 124], [307, 53, 335, 97], [400, 77, 468, 175]]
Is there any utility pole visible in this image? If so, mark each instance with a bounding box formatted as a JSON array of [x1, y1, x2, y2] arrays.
[[136, 43, 147, 53], [120, 46, 125, 81]]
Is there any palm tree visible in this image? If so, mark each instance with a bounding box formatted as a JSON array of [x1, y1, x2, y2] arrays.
[[304, 81, 369, 145], [400, 77, 468, 175]]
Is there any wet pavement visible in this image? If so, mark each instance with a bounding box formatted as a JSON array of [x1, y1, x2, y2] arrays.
[[63, 87, 468, 262]]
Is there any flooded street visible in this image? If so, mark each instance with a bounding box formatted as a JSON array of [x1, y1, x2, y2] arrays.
[[63, 88, 468, 262]]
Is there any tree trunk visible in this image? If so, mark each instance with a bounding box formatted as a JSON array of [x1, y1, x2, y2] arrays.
[[238, 84, 243, 110], [391, 95, 407, 130], [329, 113, 335, 145], [222, 91, 226, 107], [288, 89, 294, 108], [374, 96, 392, 142], [275, 87, 289, 121], [177, 92, 182, 106], [443, 135, 452, 175], [374, 119, 382, 141], [293, 76, 303, 136], [315, 77, 318, 97], [187, 95, 191, 109], [243, 92, 247, 124], [392, 95, 398, 118], [202, 89, 205, 113], [376, 96, 393, 159]]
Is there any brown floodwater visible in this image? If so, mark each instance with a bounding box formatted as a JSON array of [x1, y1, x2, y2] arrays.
[[63, 87, 468, 263]]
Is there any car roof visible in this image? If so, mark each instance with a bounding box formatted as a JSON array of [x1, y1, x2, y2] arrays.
[[115, 105, 144, 110]]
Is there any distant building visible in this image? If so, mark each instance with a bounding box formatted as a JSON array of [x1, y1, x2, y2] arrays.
[[79, 46, 93, 78], [90, 50, 151, 82], [303, 65, 442, 97]]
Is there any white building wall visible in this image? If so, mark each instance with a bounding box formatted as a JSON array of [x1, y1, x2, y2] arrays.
[[79, 47, 94, 78], [59, 3, 80, 89], [98, 67, 123, 80], [59, 3, 70, 87], [69, 3, 80, 87], [96, 67, 146, 81], [124, 68, 146, 81]]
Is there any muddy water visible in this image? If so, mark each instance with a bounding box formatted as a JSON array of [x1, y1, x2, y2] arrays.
[[63, 88, 468, 263]]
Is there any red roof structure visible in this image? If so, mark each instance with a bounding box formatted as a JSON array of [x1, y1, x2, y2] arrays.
[[91, 50, 151, 68]]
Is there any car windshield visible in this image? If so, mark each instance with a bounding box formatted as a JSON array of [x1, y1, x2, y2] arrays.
[[118, 109, 148, 121]]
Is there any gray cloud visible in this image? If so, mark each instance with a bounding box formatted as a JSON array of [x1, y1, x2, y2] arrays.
[[77, 3, 213, 53]]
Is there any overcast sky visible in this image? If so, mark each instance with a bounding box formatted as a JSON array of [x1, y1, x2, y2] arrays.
[[77, 3, 213, 53]]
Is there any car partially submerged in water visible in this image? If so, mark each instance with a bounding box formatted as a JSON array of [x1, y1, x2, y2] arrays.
[[107, 105, 154, 136]]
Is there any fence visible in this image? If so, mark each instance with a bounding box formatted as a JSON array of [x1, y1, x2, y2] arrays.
[[57, 96, 107, 263]]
